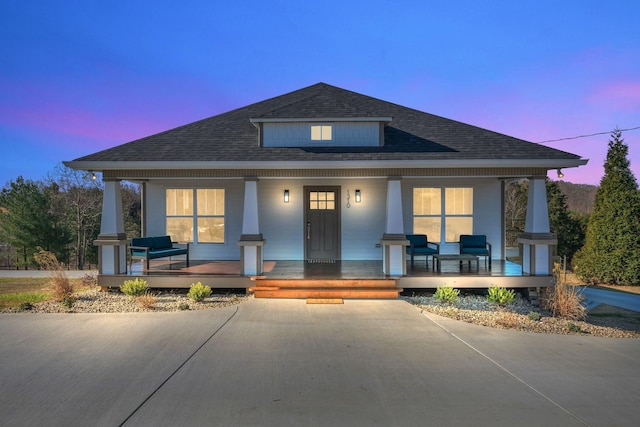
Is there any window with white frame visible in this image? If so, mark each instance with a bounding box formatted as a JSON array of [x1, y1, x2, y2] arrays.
[[413, 187, 473, 243], [166, 189, 225, 243], [310, 124, 332, 141]]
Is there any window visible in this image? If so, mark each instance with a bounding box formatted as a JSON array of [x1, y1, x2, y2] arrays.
[[309, 191, 335, 210], [311, 124, 332, 141], [413, 187, 473, 242], [166, 189, 225, 243]]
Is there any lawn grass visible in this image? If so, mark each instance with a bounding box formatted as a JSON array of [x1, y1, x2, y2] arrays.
[[0, 292, 49, 309], [0, 277, 87, 310]]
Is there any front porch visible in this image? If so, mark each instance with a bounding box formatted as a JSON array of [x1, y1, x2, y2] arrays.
[[97, 259, 552, 297]]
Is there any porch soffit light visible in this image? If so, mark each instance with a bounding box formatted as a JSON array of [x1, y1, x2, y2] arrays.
[[557, 169, 564, 179], [90, 171, 97, 181]]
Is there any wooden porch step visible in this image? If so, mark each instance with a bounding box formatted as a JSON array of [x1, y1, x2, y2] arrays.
[[249, 279, 402, 299], [255, 279, 396, 289], [251, 287, 402, 299]]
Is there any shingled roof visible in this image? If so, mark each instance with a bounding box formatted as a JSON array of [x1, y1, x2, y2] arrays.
[[71, 83, 583, 164]]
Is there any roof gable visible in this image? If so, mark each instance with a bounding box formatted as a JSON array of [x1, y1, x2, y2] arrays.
[[70, 82, 584, 165]]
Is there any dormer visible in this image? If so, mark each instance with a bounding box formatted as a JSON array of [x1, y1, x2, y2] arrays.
[[249, 117, 392, 148]]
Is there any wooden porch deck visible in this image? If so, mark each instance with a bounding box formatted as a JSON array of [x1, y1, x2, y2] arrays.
[[97, 259, 551, 295]]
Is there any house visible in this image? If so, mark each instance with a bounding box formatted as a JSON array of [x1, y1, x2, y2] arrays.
[[65, 83, 587, 297]]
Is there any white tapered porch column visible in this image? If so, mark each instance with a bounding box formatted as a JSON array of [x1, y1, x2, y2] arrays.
[[237, 178, 266, 276], [94, 179, 128, 275], [518, 177, 557, 275], [380, 177, 408, 276]]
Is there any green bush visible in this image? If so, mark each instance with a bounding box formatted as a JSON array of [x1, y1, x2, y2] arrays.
[[527, 311, 542, 321], [434, 285, 460, 304], [120, 278, 149, 297], [487, 286, 516, 306], [61, 296, 75, 309], [18, 302, 34, 311], [178, 302, 190, 311], [188, 282, 212, 302], [567, 322, 582, 333]]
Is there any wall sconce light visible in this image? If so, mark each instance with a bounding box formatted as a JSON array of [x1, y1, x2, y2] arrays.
[[355, 189, 361, 203], [557, 169, 564, 179], [90, 171, 97, 181], [284, 189, 289, 203]]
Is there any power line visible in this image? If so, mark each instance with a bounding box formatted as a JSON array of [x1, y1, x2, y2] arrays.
[[538, 126, 640, 143]]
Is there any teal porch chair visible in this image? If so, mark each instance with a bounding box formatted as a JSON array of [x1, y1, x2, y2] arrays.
[[406, 234, 440, 269], [459, 234, 492, 269]]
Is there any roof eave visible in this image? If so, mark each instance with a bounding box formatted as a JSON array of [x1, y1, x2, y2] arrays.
[[64, 158, 588, 172]]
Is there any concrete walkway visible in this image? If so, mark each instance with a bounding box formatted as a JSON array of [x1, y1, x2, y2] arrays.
[[1, 299, 639, 426]]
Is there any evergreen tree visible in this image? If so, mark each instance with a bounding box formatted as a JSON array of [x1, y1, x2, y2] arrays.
[[573, 129, 640, 285], [546, 179, 584, 264], [0, 177, 71, 268]]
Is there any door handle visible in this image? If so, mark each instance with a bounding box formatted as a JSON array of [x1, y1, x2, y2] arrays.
[[306, 220, 311, 239]]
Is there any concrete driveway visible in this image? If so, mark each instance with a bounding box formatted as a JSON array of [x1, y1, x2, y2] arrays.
[[1, 299, 639, 427]]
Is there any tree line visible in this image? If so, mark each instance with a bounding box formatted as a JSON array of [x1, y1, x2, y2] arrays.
[[0, 164, 140, 270]]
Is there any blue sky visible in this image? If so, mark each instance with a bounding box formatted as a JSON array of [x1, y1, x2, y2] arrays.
[[1, 0, 639, 186]]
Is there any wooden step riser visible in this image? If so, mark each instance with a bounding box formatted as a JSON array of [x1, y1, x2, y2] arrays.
[[253, 288, 402, 299], [255, 279, 396, 289]]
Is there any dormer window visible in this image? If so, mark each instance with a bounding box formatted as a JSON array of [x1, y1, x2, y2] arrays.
[[311, 124, 332, 141]]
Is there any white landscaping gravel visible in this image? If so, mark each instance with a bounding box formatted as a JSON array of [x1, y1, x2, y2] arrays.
[[405, 293, 640, 339], [3, 288, 248, 314]]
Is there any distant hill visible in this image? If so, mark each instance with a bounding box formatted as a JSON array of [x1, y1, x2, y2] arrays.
[[555, 181, 597, 215]]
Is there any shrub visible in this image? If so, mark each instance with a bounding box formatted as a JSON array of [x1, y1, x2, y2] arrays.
[[120, 278, 149, 297], [487, 286, 516, 306], [567, 322, 582, 333], [527, 311, 542, 321], [434, 285, 459, 304], [33, 249, 73, 301], [178, 302, 190, 311], [61, 296, 75, 309], [137, 292, 157, 310], [541, 263, 587, 321], [188, 282, 212, 302], [18, 302, 34, 311]]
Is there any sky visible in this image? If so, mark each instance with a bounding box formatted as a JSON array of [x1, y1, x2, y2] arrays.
[[1, 0, 639, 187]]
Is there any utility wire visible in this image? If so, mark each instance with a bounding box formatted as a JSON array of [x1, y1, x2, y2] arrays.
[[538, 126, 640, 143]]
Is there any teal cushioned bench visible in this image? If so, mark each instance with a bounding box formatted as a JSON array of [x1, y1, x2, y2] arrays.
[[130, 236, 189, 271]]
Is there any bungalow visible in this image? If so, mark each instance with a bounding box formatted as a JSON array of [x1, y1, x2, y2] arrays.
[[65, 83, 587, 297]]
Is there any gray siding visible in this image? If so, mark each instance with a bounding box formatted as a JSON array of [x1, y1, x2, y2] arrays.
[[259, 179, 386, 260], [143, 177, 502, 262], [262, 122, 381, 147], [402, 178, 502, 259], [145, 180, 244, 260]]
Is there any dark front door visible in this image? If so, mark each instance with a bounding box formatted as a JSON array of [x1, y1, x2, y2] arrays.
[[305, 187, 341, 260]]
